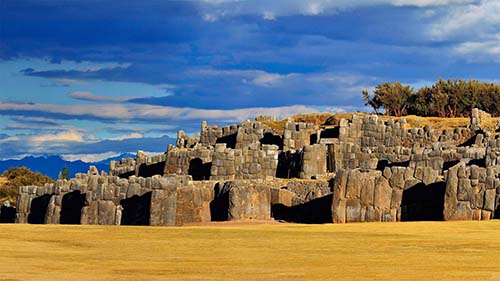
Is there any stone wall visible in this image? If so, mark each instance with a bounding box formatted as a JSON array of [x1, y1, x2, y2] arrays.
[[270, 179, 333, 223], [327, 114, 476, 174], [283, 120, 317, 151], [200, 121, 239, 147], [329, 142, 378, 172], [485, 138, 500, 166], [330, 166, 448, 223], [470, 108, 492, 131], [210, 143, 279, 180], [109, 151, 167, 178], [444, 163, 499, 221], [15, 172, 206, 226], [332, 169, 399, 223], [164, 147, 212, 180], [300, 144, 327, 179], [176, 130, 199, 148]]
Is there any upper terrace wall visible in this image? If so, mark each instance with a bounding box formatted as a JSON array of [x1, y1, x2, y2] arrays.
[[164, 147, 213, 180], [210, 143, 279, 180], [109, 151, 167, 178], [283, 121, 317, 151]]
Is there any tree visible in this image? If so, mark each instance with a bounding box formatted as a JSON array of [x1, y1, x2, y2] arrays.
[[362, 82, 414, 117], [363, 79, 500, 117], [58, 165, 70, 180]]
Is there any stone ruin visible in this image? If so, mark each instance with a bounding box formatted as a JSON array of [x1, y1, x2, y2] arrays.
[[3, 108, 500, 226]]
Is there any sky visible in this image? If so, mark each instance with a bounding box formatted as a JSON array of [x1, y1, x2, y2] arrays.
[[0, 0, 499, 161]]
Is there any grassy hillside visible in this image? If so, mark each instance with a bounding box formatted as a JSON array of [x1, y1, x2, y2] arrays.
[[0, 221, 499, 280]]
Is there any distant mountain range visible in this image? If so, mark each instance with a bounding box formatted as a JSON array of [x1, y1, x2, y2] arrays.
[[0, 153, 136, 179]]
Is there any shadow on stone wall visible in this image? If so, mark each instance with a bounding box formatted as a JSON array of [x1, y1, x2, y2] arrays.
[[138, 161, 166, 178], [188, 158, 212, 181], [210, 183, 229, 221], [376, 160, 410, 171], [118, 170, 135, 179], [60, 190, 86, 224], [120, 192, 152, 225], [401, 181, 446, 221], [216, 133, 237, 149], [27, 194, 52, 224], [0, 205, 16, 223], [271, 194, 333, 224], [276, 151, 302, 178], [443, 160, 461, 170], [321, 127, 340, 139], [260, 132, 283, 150]]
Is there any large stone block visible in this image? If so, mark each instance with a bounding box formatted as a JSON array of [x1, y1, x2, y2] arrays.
[[374, 176, 392, 210], [227, 182, 270, 221], [97, 200, 116, 225], [150, 186, 178, 226], [345, 199, 362, 223]]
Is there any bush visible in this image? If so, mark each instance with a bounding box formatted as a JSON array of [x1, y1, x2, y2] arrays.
[[0, 167, 54, 203]]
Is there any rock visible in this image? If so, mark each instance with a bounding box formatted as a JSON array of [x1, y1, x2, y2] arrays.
[[374, 176, 392, 210], [484, 189, 495, 211], [345, 199, 362, 223]]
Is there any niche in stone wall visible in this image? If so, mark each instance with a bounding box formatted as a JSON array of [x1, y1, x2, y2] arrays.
[[188, 158, 212, 181], [310, 133, 317, 145], [138, 161, 167, 177], [60, 190, 86, 224], [271, 194, 333, 224], [276, 151, 302, 178], [401, 181, 446, 221], [120, 192, 152, 225], [0, 205, 16, 223], [320, 127, 340, 139], [216, 133, 237, 149], [27, 194, 52, 224], [210, 183, 229, 221], [260, 132, 283, 149]]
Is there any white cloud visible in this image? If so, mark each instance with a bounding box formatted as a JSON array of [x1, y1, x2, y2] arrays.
[[61, 152, 122, 163], [51, 78, 87, 86], [200, 0, 474, 20], [429, 0, 500, 41], [0, 130, 95, 156], [0, 102, 132, 120], [31, 130, 85, 143], [67, 91, 134, 102], [251, 72, 286, 85], [108, 132, 144, 141], [453, 35, 500, 62], [262, 11, 276, 20]]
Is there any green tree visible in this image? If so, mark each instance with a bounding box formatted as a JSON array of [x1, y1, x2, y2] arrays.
[[58, 165, 70, 180], [363, 82, 414, 117], [364, 79, 500, 117]]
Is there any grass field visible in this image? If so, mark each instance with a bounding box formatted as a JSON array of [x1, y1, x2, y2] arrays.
[[1, 221, 500, 280]]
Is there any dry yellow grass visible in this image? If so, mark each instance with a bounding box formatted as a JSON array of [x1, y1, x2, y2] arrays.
[[1, 221, 500, 280]]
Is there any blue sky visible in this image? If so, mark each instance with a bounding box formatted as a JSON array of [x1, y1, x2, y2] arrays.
[[0, 0, 499, 161]]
